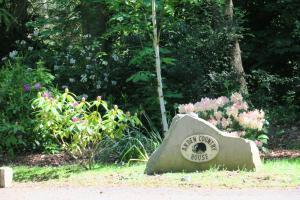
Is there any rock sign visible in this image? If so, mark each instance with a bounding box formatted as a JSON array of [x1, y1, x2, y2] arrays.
[[145, 114, 261, 174]]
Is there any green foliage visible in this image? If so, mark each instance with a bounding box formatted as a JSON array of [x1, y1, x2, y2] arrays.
[[32, 89, 141, 169], [237, 0, 300, 125], [0, 0, 299, 154], [0, 58, 54, 156], [99, 124, 162, 163]]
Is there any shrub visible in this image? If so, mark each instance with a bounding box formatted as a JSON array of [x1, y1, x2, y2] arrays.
[[178, 92, 269, 151], [32, 89, 141, 169], [0, 58, 54, 156]]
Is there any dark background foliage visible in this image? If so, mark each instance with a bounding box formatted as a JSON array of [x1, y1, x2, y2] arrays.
[[0, 0, 299, 156]]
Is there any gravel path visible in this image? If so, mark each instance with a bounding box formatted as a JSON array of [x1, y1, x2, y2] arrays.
[[1, 186, 300, 200]]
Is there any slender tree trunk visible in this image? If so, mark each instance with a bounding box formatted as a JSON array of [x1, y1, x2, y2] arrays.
[[225, 0, 248, 94], [152, 0, 169, 134]]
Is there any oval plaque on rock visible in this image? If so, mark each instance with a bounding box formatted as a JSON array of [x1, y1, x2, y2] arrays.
[[181, 135, 219, 163]]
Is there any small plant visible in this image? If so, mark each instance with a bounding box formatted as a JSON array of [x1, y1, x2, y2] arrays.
[[32, 89, 141, 169], [178, 92, 269, 150]]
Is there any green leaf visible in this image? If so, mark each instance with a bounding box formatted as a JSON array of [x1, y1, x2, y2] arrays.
[[126, 71, 155, 83], [161, 57, 176, 66], [165, 91, 183, 99]]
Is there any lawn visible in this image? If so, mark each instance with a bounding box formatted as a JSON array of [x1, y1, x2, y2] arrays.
[[11, 158, 300, 189]]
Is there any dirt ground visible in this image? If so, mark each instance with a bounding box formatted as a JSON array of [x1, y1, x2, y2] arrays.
[[1, 149, 299, 167], [1, 185, 300, 200]]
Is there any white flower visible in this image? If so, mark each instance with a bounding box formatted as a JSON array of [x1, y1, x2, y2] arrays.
[[20, 40, 26, 45], [27, 34, 32, 39], [1, 57, 7, 61], [96, 81, 102, 89], [111, 80, 117, 86], [83, 34, 91, 38], [112, 54, 119, 61], [86, 65, 92, 69], [9, 50, 18, 58], [102, 61, 108, 66], [28, 46, 34, 51], [69, 78, 75, 83], [80, 74, 88, 83], [54, 65, 60, 70], [33, 29, 39, 36], [89, 75, 96, 80], [69, 58, 76, 64]]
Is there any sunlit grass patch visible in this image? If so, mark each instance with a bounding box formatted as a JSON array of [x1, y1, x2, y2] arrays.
[[12, 158, 300, 188]]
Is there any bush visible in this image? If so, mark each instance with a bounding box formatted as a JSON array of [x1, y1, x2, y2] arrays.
[[178, 92, 269, 151], [32, 89, 141, 169], [0, 58, 54, 156]]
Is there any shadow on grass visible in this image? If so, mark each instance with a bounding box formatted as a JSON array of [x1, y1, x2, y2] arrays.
[[13, 166, 84, 182]]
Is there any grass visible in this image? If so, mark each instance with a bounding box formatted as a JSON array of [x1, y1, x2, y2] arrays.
[[12, 158, 300, 188]]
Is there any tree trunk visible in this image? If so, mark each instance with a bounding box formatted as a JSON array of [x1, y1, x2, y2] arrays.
[[152, 0, 169, 134], [224, 0, 248, 95], [80, 2, 108, 37]]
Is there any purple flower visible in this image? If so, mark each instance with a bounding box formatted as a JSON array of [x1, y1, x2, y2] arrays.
[[72, 101, 79, 107], [34, 83, 42, 90], [72, 117, 80, 123], [23, 84, 31, 92]]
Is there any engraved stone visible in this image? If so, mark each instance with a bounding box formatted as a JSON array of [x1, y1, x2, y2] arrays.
[[181, 135, 219, 163], [145, 114, 262, 174]]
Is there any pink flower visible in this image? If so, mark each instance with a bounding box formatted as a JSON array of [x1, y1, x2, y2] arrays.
[[72, 117, 80, 123], [216, 96, 229, 107], [231, 92, 243, 103], [237, 109, 265, 130], [42, 91, 51, 99], [226, 105, 239, 119], [221, 118, 232, 128], [178, 103, 194, 113], [194, 96, 229, 112], [255, 140, 263, 147], [208, 118, 218, 126], [233, 102, 248, 111], [214, 111, 223, 121], [72, 101, 79, 107]]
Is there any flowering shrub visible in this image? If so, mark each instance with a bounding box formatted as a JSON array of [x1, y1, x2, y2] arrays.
[[32, 89, 141, 169], [0, 58, 54, 156], [178, 93, 269, 149]]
